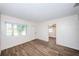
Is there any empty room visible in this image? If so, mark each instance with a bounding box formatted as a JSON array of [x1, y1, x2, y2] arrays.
[[0, 3, 79, 56]]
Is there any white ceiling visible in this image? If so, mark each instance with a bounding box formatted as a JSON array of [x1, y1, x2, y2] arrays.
[[0, 3, 79, 22]]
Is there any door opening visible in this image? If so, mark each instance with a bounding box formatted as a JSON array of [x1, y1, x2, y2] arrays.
[[48, 24, 56, 48]]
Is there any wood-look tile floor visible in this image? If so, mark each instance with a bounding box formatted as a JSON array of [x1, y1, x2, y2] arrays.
[[1, 39, 79, 56]]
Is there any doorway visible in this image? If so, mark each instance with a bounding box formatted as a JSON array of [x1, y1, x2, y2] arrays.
[[48, 24, 56, 48]]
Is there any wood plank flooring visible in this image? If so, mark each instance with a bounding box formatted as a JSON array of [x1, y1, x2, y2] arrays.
[[48, 37, 79, 56], [1, 39, 79, 56]]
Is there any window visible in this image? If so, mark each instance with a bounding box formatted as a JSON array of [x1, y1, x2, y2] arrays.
[[13, 24, 27, 36], [6, 23, 13, 36], [13, 24, 19, 36], [6, 22, 27, 36]]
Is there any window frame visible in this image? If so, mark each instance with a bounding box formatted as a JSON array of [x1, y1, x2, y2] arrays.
[[5, 22, 27, 36]]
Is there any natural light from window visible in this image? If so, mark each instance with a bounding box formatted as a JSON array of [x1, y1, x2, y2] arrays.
[[6, 22, 27, 36]]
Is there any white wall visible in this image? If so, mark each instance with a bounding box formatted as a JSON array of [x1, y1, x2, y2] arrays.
[[56, 15, 79, 50], [36, 15, 79, 50], [1, 14, 36, 50], [0, 15, 1, 54], [36, 23, 48, 41]]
